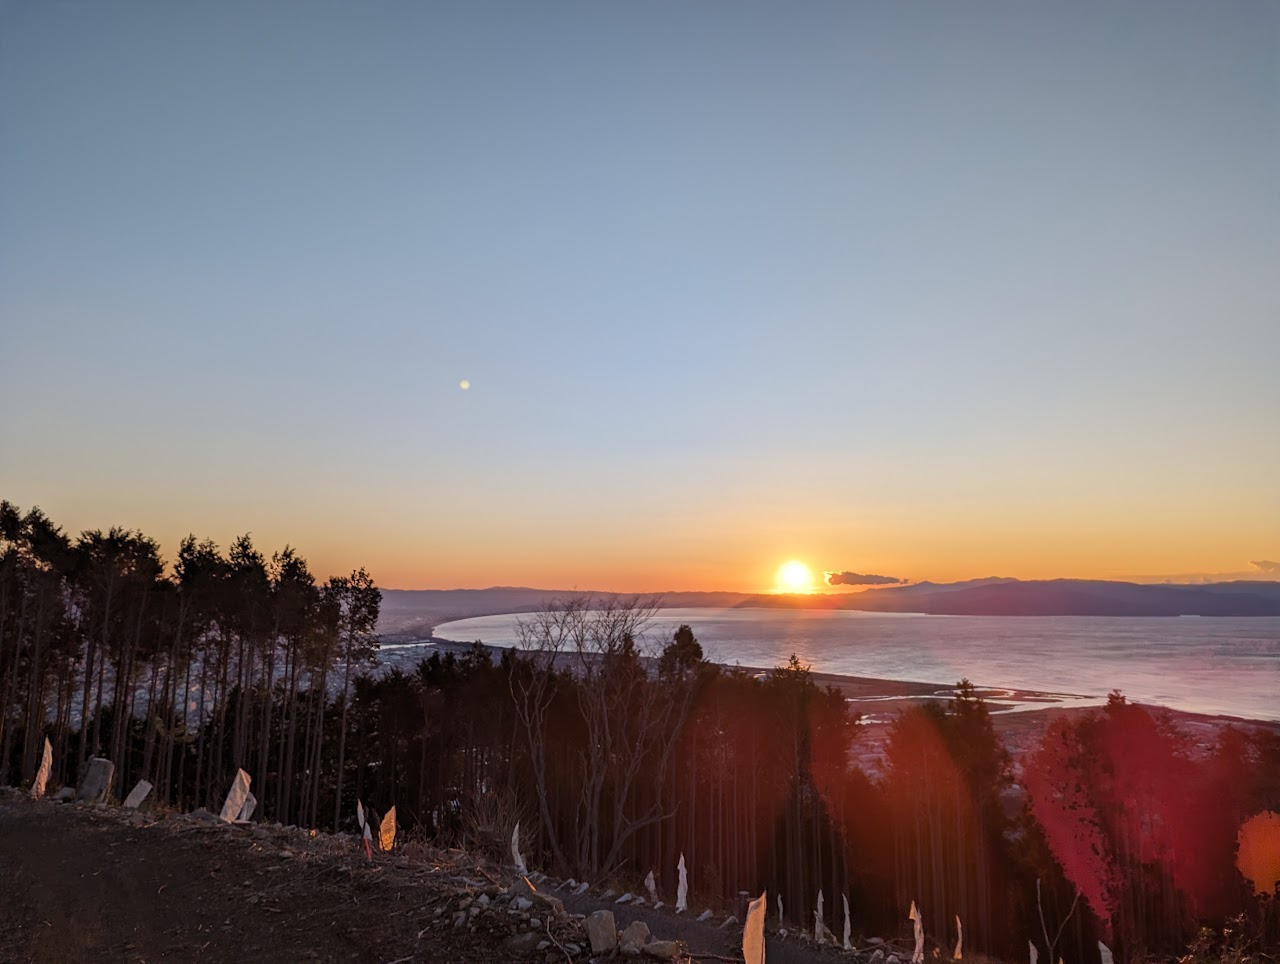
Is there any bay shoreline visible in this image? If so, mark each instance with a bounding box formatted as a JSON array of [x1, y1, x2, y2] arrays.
[[378, 636, 1280, 773]]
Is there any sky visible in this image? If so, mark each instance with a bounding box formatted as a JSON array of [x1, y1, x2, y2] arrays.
[[1, 1, 1277, 592]]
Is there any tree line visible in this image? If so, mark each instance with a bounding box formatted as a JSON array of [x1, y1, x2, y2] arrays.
[[3, 501, 1277, 961]]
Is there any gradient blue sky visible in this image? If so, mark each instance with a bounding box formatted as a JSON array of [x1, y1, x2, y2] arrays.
[[2, 1, 1277, 590]]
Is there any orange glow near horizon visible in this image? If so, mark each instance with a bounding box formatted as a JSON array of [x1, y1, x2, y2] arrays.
[[1, 489, 1275, 595], [775, 560, 816, 594]]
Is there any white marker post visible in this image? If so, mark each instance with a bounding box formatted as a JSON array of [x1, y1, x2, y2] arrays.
[[512, 821, 528, 875], [676, 853, 688, 913], [219, 769, 251, 823], [356, 800, 372, 861], [743, 890, 767, 964], [31, 738, 52, 799], [843, 894, 853, 950], [909, 901, 924, 964], [379, 806, 396, 852]]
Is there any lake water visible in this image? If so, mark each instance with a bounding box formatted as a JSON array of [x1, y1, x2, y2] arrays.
[[428, 608, 1280, 722]]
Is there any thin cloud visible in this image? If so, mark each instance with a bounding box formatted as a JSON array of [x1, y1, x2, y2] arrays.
[[1250, 560, 1280, 575], [824, 570, 907, 587]]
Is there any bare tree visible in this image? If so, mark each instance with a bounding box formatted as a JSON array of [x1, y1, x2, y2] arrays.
[[509, 594, 699, 880]]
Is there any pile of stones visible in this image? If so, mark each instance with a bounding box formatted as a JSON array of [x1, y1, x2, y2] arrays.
[[426, 876, 688, 962]]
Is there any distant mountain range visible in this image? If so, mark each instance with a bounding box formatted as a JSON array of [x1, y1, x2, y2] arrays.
[[377, 578, 1280, 635]]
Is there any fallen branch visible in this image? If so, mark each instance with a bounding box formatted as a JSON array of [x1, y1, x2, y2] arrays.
[[543, 917, 575, 964]]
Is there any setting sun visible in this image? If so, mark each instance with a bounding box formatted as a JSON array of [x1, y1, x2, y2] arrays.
[[776, 560, 816, 593]]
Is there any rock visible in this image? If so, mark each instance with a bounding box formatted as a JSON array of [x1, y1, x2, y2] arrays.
[[237, 791, 257, 822], [599, 888, 617, 901], [477, 894, 491, 908], [653, 901, 665, 910], [502, 931, 543, 956], [696, 909, 713, 922], [512, 897, 534, 912], [127, 812, 147, 827], [868, 937, 886, 946], [644, 941, 681, 961], [459, 896, 473, 909], [870, 951, 885, 964], [122, 780, 153, 810], [718, 915, 738, 929], [53, 787, 75, 802], [573, 881, 590, 896], [528, 918, 542, 930], [620, 920, 651, 952], [536, 940, 549, 951], [616, 891, 634, 904], [586, 909, 618, 954], [888, 955, 901, 964], [190, 807, 218, 822], [564, 944, 581, 955], [452, 911, 467, 929], [631, 896, 647, 906], [76, 757, 114, 804]]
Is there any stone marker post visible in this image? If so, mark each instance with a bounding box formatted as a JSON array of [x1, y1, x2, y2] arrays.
[[123, 780, 153, 809], [77, 757, 115, 804]]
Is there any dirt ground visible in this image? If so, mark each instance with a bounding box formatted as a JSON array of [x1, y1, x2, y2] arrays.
[[0, 792, 872, 964]]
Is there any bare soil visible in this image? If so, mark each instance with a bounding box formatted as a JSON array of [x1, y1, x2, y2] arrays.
[[0, 792, 864, 964]]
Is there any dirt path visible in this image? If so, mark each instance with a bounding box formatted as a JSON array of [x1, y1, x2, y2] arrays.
[[0, 792, 857, 964]]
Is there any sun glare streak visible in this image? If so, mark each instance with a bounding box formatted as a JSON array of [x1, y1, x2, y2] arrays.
[[777, 560, 815, 593]]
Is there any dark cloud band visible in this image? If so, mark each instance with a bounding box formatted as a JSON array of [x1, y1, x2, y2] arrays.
[[824, 570, 906, 587]]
